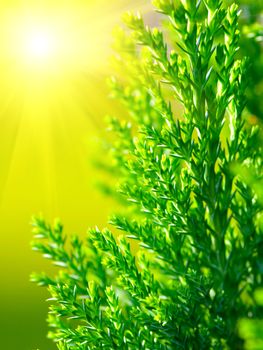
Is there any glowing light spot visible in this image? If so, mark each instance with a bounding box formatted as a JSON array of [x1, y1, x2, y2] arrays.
[[26, 31, 54, 59]]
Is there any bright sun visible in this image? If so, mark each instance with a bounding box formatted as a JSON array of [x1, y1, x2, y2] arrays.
[[25, 31, 55, 60], [1, 2, 147, 77], [3, 7, 102, 74], [18, 24, 61, 70]]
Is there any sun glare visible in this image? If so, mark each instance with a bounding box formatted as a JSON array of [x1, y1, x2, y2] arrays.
[[25, 31, 55, 60], [1, 2, 149, 77], [18, 24, 62, 71], [3, 10, 90, 74]]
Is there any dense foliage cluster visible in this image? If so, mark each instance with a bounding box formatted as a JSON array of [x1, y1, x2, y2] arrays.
[[237, 0, 263, 122], [32, 0, 263, 349]]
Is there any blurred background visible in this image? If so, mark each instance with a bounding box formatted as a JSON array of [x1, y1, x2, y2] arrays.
[[0, 0, 262, 349], [0, 1, 149, 349]]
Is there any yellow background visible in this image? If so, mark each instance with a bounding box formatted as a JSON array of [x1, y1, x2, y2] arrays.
[[0, 1, 148, 349]]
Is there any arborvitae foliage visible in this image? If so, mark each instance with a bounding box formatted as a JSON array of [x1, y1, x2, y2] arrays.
[[237, 0, 263, 122], [31, 1, 263, 349]]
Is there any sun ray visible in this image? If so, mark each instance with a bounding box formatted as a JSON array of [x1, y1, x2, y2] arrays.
[[0, 1, 151, 346], [0, 1, 153, 347], [0, 0, 151, 210]]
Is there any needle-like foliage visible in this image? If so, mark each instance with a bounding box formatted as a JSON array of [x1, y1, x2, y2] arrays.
[[31, 1, 263, 349]]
